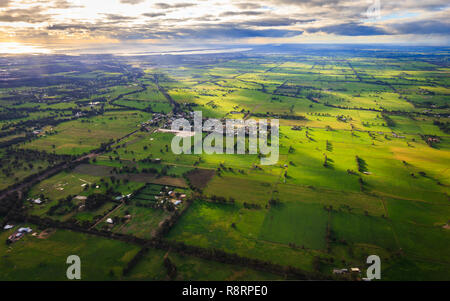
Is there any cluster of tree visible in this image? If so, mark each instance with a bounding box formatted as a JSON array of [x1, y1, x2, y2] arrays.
[[2, 113, 74, 131], [122, 246, 150, 276], [1, 149, 72, 168], [154, 198, 193, 238], [251, 113, 307, 120], [358, 177, 366, 192], [433, 120, 449, 134], [288, 242, 307, 250], [209, 195, 235, 205], [0, 192, 22, 219], [268, 198, 281, 207], [135, 199, 169, 210], [48, 195, 77, 216], [355, 156, 368, 173], [243, 202, 262, 210], [163, 254, 178, 280], [346, 169, 358, 175], [381, 113, 396, 128], [323, 102, 384, 112], [326, 140, 333, 152], [421, 134, 441, 148], [0, 110, 29, 121], [0, 134, 36, 149], [155, 240, 328, 280], [85, 194, 111, 210], [323, 205, 334, 212]]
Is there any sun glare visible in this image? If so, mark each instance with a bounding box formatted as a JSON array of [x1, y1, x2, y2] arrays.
[[0, 42, 51, 54]]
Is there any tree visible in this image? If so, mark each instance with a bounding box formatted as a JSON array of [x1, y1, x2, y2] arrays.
[[85, 194, 110, 210], [163, 255, 177, 280]]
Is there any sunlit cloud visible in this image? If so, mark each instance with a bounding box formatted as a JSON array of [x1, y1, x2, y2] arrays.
[[0, 42, 51, 53], [0, 0, 447, 51]]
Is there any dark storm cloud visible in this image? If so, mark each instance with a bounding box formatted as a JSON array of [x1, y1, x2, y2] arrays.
[[306, 17, 450, 37], [392, 20, 450, 34], [169, 25, 303, 39], [307, 22, 390, 36], [154, 2, 197, 9]]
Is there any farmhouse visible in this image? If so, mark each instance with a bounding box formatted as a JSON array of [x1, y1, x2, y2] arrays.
[[32, 198, 42, 204], [3, 224, 14, 230], [7, 227, 33, 243], [333, 268, 348, 274], [18, 227, 32, 233], [427, 137, 440, 143], [171, 200, 182, 206]]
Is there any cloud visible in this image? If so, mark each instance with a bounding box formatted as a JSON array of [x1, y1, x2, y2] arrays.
[[0, 6, 51, 23], [1, 0, 449, 45], [154, 2, 196, 9], [47, 24, 100, 31], [0, 0, 9, 8], [307, 22, 390, 36], [242, 17, 314, 27], [142, 12, 166, 18], [103, 14, 136, 21], [392, 20, 450, 34], [234, 2, 263, 10], [120, 0, 145, 4], [220, 11, 265, 17], [50, 0, 83, 9], [170, 25, 303, 40], [45, 20, 303, 41]]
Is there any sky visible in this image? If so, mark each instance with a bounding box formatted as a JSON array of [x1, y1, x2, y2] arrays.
[[0, 0, 449, 53]]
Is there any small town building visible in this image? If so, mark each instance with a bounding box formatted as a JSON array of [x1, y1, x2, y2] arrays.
[[32, 198, 42, 204], [18, 227, 32, 233]]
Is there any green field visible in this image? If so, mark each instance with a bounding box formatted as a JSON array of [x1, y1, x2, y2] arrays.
[[0, 226, 140, 280], [0, 48, 449, 281]]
